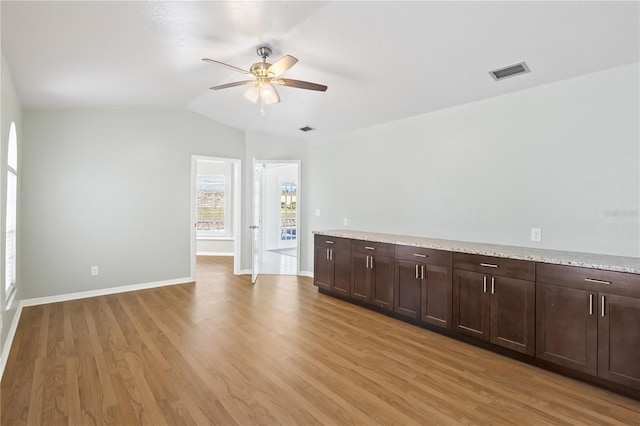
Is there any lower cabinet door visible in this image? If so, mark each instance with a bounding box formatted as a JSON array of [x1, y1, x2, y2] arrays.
[[536, 283, 598, 376], [314, 246, 333, 291], [422, 264, 452, 329], [453, 269, 490, 341], [394, 260, 421, 319], [351, 253, 371, 303], [598, 293, 640, 390], [371, 256, 394, 311], [332, 249, 351, 297], [489, 277, 535, 355]]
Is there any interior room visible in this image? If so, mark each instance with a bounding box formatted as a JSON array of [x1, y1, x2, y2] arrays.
[[1, 1, 639, 424]]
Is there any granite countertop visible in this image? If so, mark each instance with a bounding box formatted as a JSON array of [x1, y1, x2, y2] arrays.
[[314, 230, 640, 275]]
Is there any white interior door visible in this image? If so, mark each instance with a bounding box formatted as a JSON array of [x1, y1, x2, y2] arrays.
[[251, 161, 262, 283]]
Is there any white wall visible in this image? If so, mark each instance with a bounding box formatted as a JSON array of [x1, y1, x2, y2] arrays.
[[21, 109, 245, 299], [0, 54, 23, 355], [309, 63, 640, 258], [244, 131, 309, 272]]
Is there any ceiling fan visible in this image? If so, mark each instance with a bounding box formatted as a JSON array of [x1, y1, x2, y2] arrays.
[[202, 47, 327, 113]]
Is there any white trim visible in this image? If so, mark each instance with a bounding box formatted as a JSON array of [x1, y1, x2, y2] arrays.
[[20, 277, 192, 308], [299, 270, 314, 278], [0, 303, 23, 380], [196, 237, 234, 241], [196, 252, 234, 256], [238, 269, 252, 275]]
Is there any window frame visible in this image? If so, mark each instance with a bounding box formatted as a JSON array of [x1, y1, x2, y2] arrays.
[[195, 173, 231, 239], [5, 122, 18, 306]]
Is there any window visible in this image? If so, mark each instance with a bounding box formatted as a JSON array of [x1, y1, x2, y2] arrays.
[[280, 182, 297, 241], [5, 122, 17, 303], [196, 174, 229, 237]]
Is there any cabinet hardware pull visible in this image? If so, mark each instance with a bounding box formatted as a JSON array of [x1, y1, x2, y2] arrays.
[[421, 265, 425, 280], [480, 263, 498, 268], [413, 253, 427, 258], [365, 255, 369, 268], [483, 276, 487, 293], [325, 240, 334, 244], [584, 278, 611, 285], [602, 296, 605, 318], [491, 277, 495, 294], [370, 256, 374, 269], [415, 264, 419, 279], [589, 294, 593, 315], [326, 249, 329, 260], [365, 246, 375, 250], [330, 249, 333, 260]]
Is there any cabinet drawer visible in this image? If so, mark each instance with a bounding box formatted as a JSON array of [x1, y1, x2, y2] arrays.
[[314, 234, 350, 251], [351, 240, 395, 257], [536, 263, 640, 298], [453, 253, 534, 281], [395, 245, 452, 267]]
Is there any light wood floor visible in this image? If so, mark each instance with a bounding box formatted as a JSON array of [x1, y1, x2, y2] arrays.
[[2, 256, 639, 425]]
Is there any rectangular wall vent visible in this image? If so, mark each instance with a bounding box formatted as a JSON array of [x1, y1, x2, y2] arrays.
[[489, 61, 530, 81], [299, 126, 315, 132]]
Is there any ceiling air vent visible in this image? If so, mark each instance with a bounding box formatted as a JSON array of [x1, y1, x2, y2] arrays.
[[299, 126, 315, 132], [489, 61, 530, 81]]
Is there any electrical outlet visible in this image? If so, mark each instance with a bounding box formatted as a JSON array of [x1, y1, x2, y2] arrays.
[[530, 228, 542, 242], [343, 218, 348, 226], [91, 266, 99, 276]]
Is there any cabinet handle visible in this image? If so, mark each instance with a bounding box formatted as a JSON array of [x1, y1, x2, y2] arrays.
[[480, 263, 498, 268], [370, 256, 374, 269], [589, 294, 593, 315], [326, 249, 329, 260], [413, 253, 427, 258], [602, 295, 605, 318], [483, 276, 487, 293], [365, 246, 375, 251], [584, 278, 611, 285], [491, 277, 495, 294], [421, 265, 425, 280], [365, 255, 369, 268], [325, 240, 334, 244], [415, 264, 419, 279], [330, 249, 333, 260]]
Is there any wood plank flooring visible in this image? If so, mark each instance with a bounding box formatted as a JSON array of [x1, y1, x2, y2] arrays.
[[2, 256, 639, 425]]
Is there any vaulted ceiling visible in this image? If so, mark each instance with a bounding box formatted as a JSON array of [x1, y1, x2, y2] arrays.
[[2, 1, 638, 138]]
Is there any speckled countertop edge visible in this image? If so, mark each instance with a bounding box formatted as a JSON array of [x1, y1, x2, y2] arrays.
[[313, 230, 640, 275]]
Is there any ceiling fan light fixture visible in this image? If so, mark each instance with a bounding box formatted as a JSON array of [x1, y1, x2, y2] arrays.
[[244, 85, 260, 103], [260, 83, 276, 99]]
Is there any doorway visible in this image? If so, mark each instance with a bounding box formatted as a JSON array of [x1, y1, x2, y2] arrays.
[[190, 155, 242, 279], [253, 160, 300, 277]]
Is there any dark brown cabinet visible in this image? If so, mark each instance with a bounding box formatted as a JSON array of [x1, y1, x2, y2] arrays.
[[536, 263, 640, 390], [453, 254, 535, 355], [394, 246, 453, 326], [351, 240, 395, 310], [313, 235, 351, 297], [313, 232, 640, 397]]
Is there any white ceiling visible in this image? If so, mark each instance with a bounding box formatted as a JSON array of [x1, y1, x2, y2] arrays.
[[2, 1, 638, 139]]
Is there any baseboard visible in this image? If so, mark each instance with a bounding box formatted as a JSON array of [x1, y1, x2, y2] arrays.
[[0, 303, 24, 380], [238, 269, 252, 275], [20, 277, 193, 308], [196, 252, 234, 256], [299, 270, 314, 278]]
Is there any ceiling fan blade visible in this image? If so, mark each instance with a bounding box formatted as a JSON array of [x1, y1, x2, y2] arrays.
[[202, 58, 251, 75], [209, 80, 256, 90], [267, 55, 298, 77], [275, 78, 328, 92]]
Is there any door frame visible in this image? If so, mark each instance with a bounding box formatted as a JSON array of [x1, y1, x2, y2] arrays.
[[253, 159, 301, 275], [190, 155, 242, 279]]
